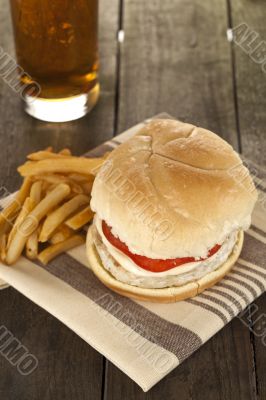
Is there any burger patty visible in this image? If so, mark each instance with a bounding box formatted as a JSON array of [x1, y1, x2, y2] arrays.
[[92, 225, 238, 289]]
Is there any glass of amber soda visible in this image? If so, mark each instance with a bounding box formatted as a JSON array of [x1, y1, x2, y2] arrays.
[[10, 0, 99, 122]]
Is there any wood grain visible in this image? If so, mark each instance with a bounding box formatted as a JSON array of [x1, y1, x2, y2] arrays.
[[0, 0, 264, 398], [0, 288, 103, 400], [117, 0, 238, 148], [230, 2, 266, 399], [106, 318, 256, 400], [250, 295, 266, 400], [0, 0, 120, 399], [105, 0, 258, 398], [230, 0, 266, 166]]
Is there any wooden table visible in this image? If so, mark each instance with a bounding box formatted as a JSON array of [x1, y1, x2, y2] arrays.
[[0, 1, 265, 399]]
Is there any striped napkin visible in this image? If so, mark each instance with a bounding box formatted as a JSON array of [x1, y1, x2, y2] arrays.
[[0, 115, 265, 391], [0, 278, 9, 290]]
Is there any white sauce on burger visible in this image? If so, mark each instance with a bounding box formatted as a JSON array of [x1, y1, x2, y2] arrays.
[[94, 215, 238, 288]]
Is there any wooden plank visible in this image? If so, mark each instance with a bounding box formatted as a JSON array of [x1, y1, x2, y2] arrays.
[[230, 0, 266, 166], [0, 288, 104, 400], [116, 0, 239, 148], [249, 295, 266, 400], [230, 2, 266, 399], [105, 0, 257, 398], [0, 0, 120, 399]]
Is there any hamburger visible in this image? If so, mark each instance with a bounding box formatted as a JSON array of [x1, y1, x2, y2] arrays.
[[86, 119, 257, 302]]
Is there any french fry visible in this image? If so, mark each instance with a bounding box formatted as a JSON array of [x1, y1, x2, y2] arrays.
[[24, 183, 71, 232], [0, 234, 7, 262], [40, 181, 51, 193], [26, 206, 43, 259], [0, 177, 32, 236], [18, 157, 105, 177], [67, 173, 94, 193], [3, 145, 105, 265], [67, 173, 94, 183], [5, 197, 35, 265], [7, 197, 34, 247], [81, 181, 94, 195], [65, 206, 94, 230], [39, 194, 90, 242], [5, 184, 70, 265], [26, 230, 38, 260], [59, 148, 71, 155], [27, 151, 71, 161], [32, 175, 83, 194], [38, 235, 85, 265], [30, 180, 42, 204], [32, 174, 82, 190], [0, 220, 13, 237], [36, 219, 44, 241], [45, 183, 58, 193], [69, 182, 84, 195], [33, 174, 66, 185], [50, 225, 74, 244], [103, 151, 111, 159]]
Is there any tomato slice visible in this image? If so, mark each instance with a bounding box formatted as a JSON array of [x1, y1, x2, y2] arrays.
[[102, 220, 222, 273]]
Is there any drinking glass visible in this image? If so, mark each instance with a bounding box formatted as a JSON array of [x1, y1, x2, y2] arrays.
[[9, 0, 99, 122]]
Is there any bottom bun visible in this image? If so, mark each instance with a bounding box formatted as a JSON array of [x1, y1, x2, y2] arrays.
[[86, 227, 244, 303]]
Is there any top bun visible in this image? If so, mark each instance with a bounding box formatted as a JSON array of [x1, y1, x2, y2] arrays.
[[91, 119, 257, 259]]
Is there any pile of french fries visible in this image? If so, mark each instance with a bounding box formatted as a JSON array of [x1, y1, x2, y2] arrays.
[[0, 147, 107, 266]]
